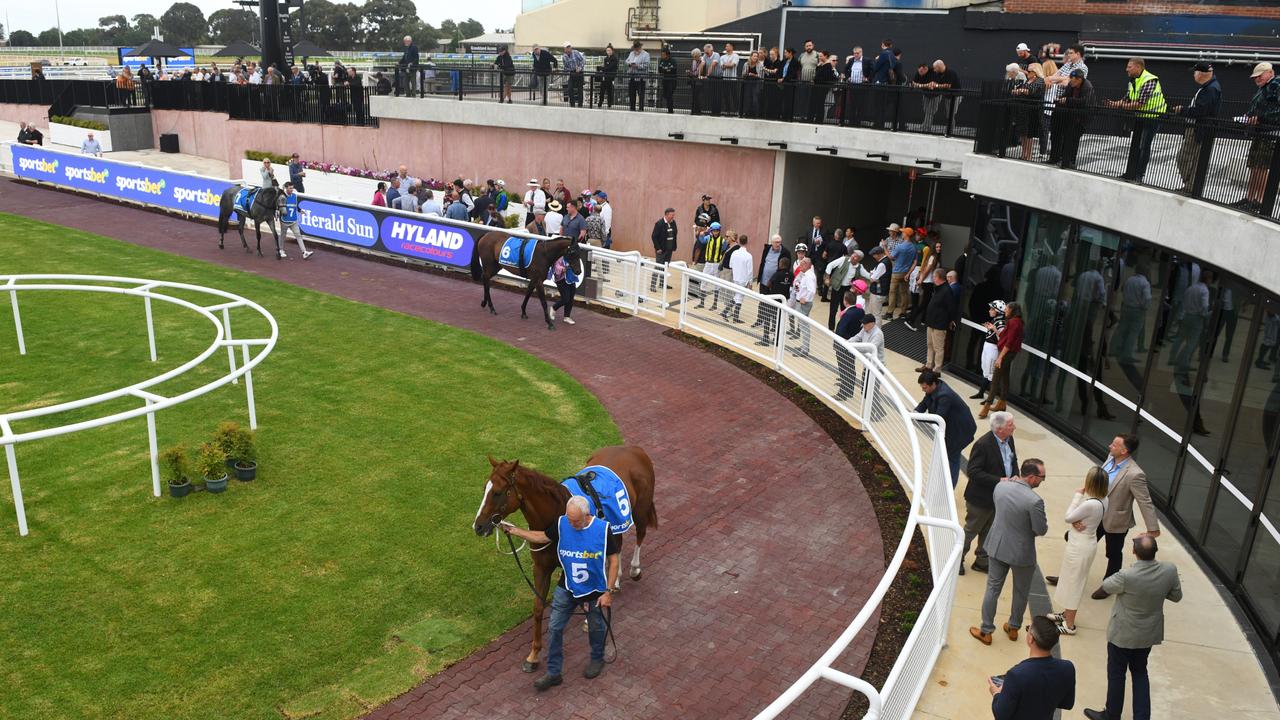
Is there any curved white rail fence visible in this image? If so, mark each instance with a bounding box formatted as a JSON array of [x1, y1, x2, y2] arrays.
[[581, 250, 963, 720], [1, 275, 278, 536]]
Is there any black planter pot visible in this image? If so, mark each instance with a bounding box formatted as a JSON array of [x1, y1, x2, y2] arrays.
[[234, 461, 257, 481], [169, 480, 192, 498], [225, 457, 236, 471], [205, 473, 229, 494]]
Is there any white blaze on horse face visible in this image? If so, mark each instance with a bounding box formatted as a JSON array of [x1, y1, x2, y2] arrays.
[[474, 480, 494, 527]]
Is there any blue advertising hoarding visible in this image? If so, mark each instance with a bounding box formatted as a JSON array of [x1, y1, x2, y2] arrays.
[[117, 47, 196, 72], [9, 144, 481, 272]]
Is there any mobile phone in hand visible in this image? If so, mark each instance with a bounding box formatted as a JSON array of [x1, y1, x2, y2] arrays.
[[990, 675, 1005, 688]]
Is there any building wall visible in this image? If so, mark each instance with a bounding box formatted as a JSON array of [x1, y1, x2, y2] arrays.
[[514, 0, 778, 49], [1003, 0, 1280, 18], [0, 103, 49, 129]]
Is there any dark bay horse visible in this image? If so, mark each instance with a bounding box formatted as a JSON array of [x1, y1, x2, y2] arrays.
[[473, 446, 659, 673], [217, 184, 283, 256], [473, 231, 579, 330]]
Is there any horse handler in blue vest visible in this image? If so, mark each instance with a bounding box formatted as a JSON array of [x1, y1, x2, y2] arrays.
[[278, 182, 313, 260], [501, 495, 620, 691]]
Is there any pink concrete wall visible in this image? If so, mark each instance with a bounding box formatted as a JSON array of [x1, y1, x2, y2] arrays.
[[0, 104, 49, 130], [143, 111, 776, 259]]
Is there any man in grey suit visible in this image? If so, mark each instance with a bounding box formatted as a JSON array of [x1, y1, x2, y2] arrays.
[[1097, 433, 1160, 581], [1083, 536, 1182, 720], [970, 458, 1048, 645], [961, 411, 1018, 575]]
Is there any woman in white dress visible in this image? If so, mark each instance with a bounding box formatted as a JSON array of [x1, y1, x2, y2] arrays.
[[1050, 466, 1108, 635]]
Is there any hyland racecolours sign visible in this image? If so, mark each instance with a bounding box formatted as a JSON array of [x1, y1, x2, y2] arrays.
[[10, 144, 233, 219], [379, 215, 474, 268]]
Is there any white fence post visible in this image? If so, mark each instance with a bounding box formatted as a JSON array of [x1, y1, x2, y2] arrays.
[[144, 294, 157, 362], [145, 399, 160, 498], [773, 301, 787, 370], [9, 288, 26, 355], [223, 307, 238, 384], [678, 269, 690, 330], [2, 420, 28, 537], [242, 344, 258, 429]]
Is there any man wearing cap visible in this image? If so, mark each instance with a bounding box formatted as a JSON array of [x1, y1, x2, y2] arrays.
[[886, 227, 918, 321], [695, 194, 720, 229], [545, 200, 565, 236], [563, 43, 585, 107], [1106, 57, 1165, 182], [825, 246, 862, 331], [531, 44, 558, 103], [1171, 63, 1221, 193], [594, 191, 613, 248], [524, 179, 547, 227], [1050, 69, 1096, 168], [1013, 43, 1033, 70], [626, 41, 650, 112], [866, 246, 892, 319], [1234, 62, 1280, 213], [526, 206, 548, 236], [288, 152, 306, 194]]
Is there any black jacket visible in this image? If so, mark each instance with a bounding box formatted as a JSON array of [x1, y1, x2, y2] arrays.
[[399, 44, 419, 68], [1182, 76, 1222, 143], [1060, 79, 1096, 129], [835, 304, 864, 340], [965, 431, 1018, 509], [602, 54, 619, 79], [757, 245, 792, 285], [844, 56, 873, 82], [532, 49, 557, 74], [815, 62, 837, 87], [651, 218, 678, 253], [658, 58, 677, 80], [990, 656, 1075, 720], [925, 281, 960, 330], [694, 203, 720, 228], [915, 381, 978, 461], [768, 268, 793, 300], [494, 52, 515, 73]]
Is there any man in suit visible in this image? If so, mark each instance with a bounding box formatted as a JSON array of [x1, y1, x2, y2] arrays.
[[649, 208, 678, 291], [914, 370, 978, 487], [833, 290, 865, 400], [1098, 433, 1159, 580], [1083, 536, 1182, 720], [971, 458, 1048, 645], [989, 615, 1075, 720], [962, 411, 1018, 575]]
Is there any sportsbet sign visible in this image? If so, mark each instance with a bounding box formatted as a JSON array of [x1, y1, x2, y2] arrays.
[[11, 144, 232, 218], [9, 145, 481, 271]]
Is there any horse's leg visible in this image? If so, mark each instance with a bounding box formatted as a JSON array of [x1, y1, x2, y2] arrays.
[[520, 275, 536, 320], [537, 282, 554, 331], [271, 221, 283, 259], [254, 221, 264, 257], [631, 521, 646, 581], [237, 212, 251, 252], [483, 268, 498, 315], [524, 559, 551, 673]]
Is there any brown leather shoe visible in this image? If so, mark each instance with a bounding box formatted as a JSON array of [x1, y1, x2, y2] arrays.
[[978, 403, 991, 419], [1002, 623, 1019, 642], [915, 366, 931, 373], [969, 626, 992, 645], [993, 400, 1008, 412]]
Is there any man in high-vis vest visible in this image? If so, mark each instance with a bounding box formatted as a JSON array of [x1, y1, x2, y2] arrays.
[[1107, 57, 1166, 182], [278, 182, 312, 260], [502, 495, 619, 691]]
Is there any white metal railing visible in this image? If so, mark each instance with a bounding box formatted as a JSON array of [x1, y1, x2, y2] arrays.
[[1, 275, 278, 536], [583, 254, 962, 719]]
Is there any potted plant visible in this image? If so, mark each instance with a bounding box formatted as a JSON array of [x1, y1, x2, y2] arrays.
[[161, 444, 192, 498], [196, 441, 229, 494], [213, 421, 242, 470], [231, 427, 258, 481]]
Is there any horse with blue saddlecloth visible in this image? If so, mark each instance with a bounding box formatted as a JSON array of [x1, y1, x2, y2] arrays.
[[473, 230, 581, 331], [217, 183, 284, 257]]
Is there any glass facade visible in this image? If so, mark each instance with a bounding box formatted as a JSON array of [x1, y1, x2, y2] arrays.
[[955, 199, 1280, 666]]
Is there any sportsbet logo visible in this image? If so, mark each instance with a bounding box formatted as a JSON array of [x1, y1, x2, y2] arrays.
[[16, 156, 58, 174], [173, 186, 221, 207], [65, 166, 109, 184], [116, 175, 166, 195], [558, 548, 603, 560]]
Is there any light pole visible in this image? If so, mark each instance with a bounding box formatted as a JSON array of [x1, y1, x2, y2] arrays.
[[53, 0, 64, 61]]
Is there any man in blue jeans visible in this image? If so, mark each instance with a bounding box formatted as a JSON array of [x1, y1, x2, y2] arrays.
[[501, 495, 620, 690]]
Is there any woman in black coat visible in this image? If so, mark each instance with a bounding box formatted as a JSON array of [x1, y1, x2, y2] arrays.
[[598, 44, 619, 107]]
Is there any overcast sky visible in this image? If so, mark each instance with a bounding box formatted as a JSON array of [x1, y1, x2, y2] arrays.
[[4, 0, 522, 35]]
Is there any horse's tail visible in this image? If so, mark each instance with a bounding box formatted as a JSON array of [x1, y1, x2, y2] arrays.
[[643, 499, 659, 529], [217, 188, 234, 235], [470, 251, 483, 281]]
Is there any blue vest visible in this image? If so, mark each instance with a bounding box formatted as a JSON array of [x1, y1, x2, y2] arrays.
[[562, 465, 633, 534], [281, 193, 301, 223], [556, 515, 609, 598]]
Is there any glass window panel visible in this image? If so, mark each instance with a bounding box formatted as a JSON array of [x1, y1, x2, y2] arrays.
[[1011, 212, 1071, 403], [1042, 225, 1118, 434], [1202, 294, 1270, 574], [1241, 510, 1280, 640], [957, 202, 1025, 379], [1133, 254, 1191, 500]]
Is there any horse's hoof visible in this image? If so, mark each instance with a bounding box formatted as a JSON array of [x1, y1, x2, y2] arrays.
[[489, 309, 498, 316], [547, 323, 555, 331], [630, 568, 643, 581], [521, 661, 538, 673], [257, 251, 263, 257]]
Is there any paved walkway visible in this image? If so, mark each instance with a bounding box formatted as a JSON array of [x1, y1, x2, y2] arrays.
[[0, 179, 883, 720]]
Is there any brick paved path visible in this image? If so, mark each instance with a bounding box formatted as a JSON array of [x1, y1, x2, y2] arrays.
[[0, 180, 884, 720]]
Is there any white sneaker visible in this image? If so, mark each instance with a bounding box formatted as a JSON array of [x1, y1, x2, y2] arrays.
[[278, 251, 288, 259], [302, 250, 313, 260], [563, 317, 576, 325]]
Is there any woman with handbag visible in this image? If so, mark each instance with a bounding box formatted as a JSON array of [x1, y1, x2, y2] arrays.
[[1049, 466, 1109, 635]]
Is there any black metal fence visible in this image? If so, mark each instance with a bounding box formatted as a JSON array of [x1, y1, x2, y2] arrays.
[[391, 67, 983, 138], [975, 98, 1280, 223]]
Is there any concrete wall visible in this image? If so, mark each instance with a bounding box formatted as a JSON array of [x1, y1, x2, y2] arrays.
[[514, 0, 779, 49], [0, 104, 49, 130], [780, 152, 848, 246]]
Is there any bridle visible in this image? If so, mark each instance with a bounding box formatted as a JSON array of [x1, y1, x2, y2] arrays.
[[488, 470, 549, 555]]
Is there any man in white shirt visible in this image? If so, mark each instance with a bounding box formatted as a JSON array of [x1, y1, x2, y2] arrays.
[[80, 132, 103, 157], [825, 247, 863, 331], [524, 178, 547, 226], [421, 189, 442, 216], [791, 256, 818, 355], [720, 43, 741, 115], [545, 200, 564, 235], [595, 191, 613, 247], [722, 234, 754, 324], [393, 183, 420, 213]]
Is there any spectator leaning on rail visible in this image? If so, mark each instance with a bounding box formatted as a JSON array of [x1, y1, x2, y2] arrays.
[[500, 495, 619, 691], [563, 43, 586, 108], [531, 44, 558, 102], [658, 48, 677, 114], [398, 35, 419, 95], [1083, 536, 1183, 720], [914, 370, 977, 487], [1234, 62, 1280, 213], [1169, 62, 1221, 193], [988, 615, 1075, 720], [1105, 57, 1165, 183], [494, 47, 516, 104], [626, 41, 650, 112]]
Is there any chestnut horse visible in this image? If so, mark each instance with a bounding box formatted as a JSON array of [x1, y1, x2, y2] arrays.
[[472, 231, 580, 330], [472, 446, 659, 673]]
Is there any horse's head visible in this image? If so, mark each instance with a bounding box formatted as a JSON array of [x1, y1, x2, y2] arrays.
[[473, 456, 525, 537], [562, 236, 581, 263]]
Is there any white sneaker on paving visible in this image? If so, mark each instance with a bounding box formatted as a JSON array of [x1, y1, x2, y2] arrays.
[[278, 251, 288, 259], [563, 317, 576, 325], [302, 250, 313, 260]]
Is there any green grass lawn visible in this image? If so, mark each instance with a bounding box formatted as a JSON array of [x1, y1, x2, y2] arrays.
[[0, 213, 621, 720]]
